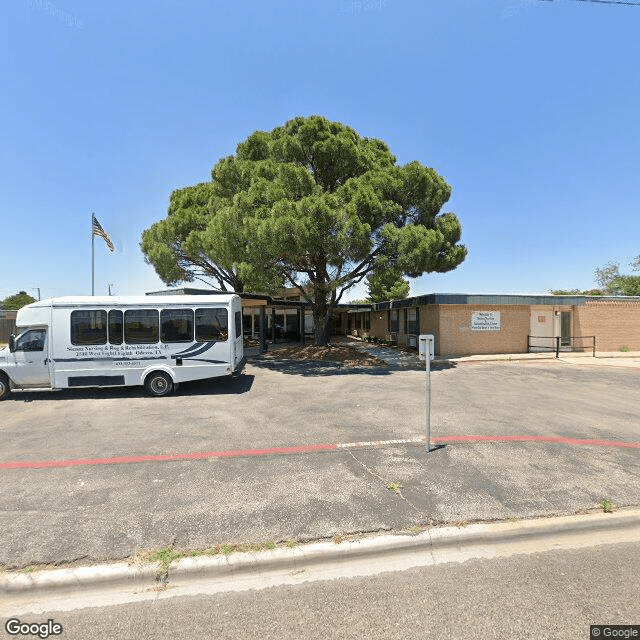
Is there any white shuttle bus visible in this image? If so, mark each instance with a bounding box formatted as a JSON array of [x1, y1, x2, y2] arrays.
[[0, 295, 244, 400]]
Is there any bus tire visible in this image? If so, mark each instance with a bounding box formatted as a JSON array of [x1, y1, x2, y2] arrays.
[[144, 371, 174, 397], [0, 373, 11, 401]]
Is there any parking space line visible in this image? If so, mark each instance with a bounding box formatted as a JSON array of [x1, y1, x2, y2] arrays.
[[1, 435, 638, 470], [0, 443, 338, 470], [433, 435, 640, 448]]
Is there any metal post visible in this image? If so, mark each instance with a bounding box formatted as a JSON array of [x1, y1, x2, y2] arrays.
[[271, 307, 276, 343], [555, 336, 560, 358], [298, 309, 304, 345], [425, 348, 431, 452], [91, 219, 95, 296], [419, 335, 434, 452], [259, 307, 267, 353]]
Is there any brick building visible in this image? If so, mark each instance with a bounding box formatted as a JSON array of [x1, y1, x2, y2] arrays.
[[339, 294, 640, 357], [148, 287, 640, 357]]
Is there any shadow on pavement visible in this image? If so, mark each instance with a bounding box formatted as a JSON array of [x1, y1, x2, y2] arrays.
[[7, 374, 255, 402], [248, 355, 452, 376]]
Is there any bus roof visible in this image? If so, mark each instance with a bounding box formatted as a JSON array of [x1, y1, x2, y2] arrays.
[[27, 295, 240, 308]]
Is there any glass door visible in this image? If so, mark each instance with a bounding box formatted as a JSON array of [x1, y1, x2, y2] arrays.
[[560, 311, 571, 347]]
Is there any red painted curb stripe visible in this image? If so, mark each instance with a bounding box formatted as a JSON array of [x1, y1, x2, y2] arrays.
[[1, 435, 638, 470], [432, 435, 640, 448], [0, 443, 338, 470]]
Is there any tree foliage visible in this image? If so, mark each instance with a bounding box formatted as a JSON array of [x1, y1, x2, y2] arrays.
[[594, 257, 640, 296], [141, 116, 467, 344], [550, 289, 603, 296], [1, 291, 36, 310], [366, 268, 410, 303]]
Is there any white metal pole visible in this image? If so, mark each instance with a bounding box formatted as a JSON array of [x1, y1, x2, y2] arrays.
[[91, 214, 95, 296], [426, 346, 431, 452]]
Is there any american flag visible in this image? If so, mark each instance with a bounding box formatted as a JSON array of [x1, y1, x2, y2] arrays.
[[92, 214, 114, 252]]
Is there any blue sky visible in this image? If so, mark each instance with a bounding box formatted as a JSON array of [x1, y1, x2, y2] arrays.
[[1, 0, 639, 301]]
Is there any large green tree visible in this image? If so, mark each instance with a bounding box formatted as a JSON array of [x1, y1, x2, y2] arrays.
[[142, 116, 467, 345], [1, 291, 36, 310], [594, 256, 640, 296]]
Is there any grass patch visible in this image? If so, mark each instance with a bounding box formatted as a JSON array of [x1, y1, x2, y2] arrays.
[[149, 547, 183, 577], [147, 540, 289, 572], [387, 482, 404, 494], [601, 499, 616, 513]]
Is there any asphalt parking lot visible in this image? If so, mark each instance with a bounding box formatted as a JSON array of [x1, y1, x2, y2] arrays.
[[1, 358, 638, 461], [1, 357, 639, 568]]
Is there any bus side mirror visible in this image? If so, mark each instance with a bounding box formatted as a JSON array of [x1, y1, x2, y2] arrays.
[[8, 335, 16, 352]]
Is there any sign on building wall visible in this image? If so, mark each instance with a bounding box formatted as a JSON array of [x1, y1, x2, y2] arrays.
[[471, 311, 500, 331]]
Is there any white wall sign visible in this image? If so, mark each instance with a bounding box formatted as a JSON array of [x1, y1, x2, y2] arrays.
[[471, 311, 500, 331]]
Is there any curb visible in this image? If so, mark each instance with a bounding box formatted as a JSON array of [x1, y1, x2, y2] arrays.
[[3, 509, 640, 605]]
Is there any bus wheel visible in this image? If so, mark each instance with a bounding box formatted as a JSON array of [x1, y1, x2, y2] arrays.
[[0, 373, 11, 401], [144, 371, 174, 397]]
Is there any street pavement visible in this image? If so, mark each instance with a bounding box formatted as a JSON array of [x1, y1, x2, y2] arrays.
[[14, 541, 640, 640], [0, 345, 639, 569]]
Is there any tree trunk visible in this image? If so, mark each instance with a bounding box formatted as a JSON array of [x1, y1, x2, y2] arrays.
[[311, 284, 332, 346], [312, 309, 332, 346]]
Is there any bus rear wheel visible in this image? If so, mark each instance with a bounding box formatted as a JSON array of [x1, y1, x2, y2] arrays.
[[0, 373, 10, 401], [144, 371, 174, 397]]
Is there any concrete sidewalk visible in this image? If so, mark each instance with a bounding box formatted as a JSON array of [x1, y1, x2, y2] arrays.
[[344, 337, 640, 368]]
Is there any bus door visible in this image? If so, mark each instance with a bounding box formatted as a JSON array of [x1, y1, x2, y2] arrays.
[[10, 328, 51, 387]]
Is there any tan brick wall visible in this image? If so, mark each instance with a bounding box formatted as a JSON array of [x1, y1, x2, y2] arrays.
[[419, 306, 440, 353], [437, 305, 531, 356], [370, 310, 387, 339], [574, 300, 640, 351]]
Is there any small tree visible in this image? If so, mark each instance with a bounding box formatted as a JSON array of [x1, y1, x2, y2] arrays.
[[2, 291, 36, 310], [366, 267, 410, 303]]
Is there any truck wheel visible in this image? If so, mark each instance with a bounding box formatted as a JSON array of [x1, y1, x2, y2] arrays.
[[0, 373, 11, 401], [144, 371, 174, 397]]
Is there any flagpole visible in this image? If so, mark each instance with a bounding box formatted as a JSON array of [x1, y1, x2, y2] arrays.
[[91, 213, 95, 296]]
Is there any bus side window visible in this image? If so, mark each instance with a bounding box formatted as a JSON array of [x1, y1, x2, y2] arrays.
[[161, 309, 194, 343], [71, 310, 107, 345], [195, 308, 228, 342], [109, 310, 123, 344], [124, 309, 159, 344]]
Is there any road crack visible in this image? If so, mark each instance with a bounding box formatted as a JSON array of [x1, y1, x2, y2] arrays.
[[345, 449, 426, 518]]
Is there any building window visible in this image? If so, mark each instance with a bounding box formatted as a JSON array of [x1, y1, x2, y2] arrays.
[[407, 308, 419, 335], [389, 309, 399, 333]]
